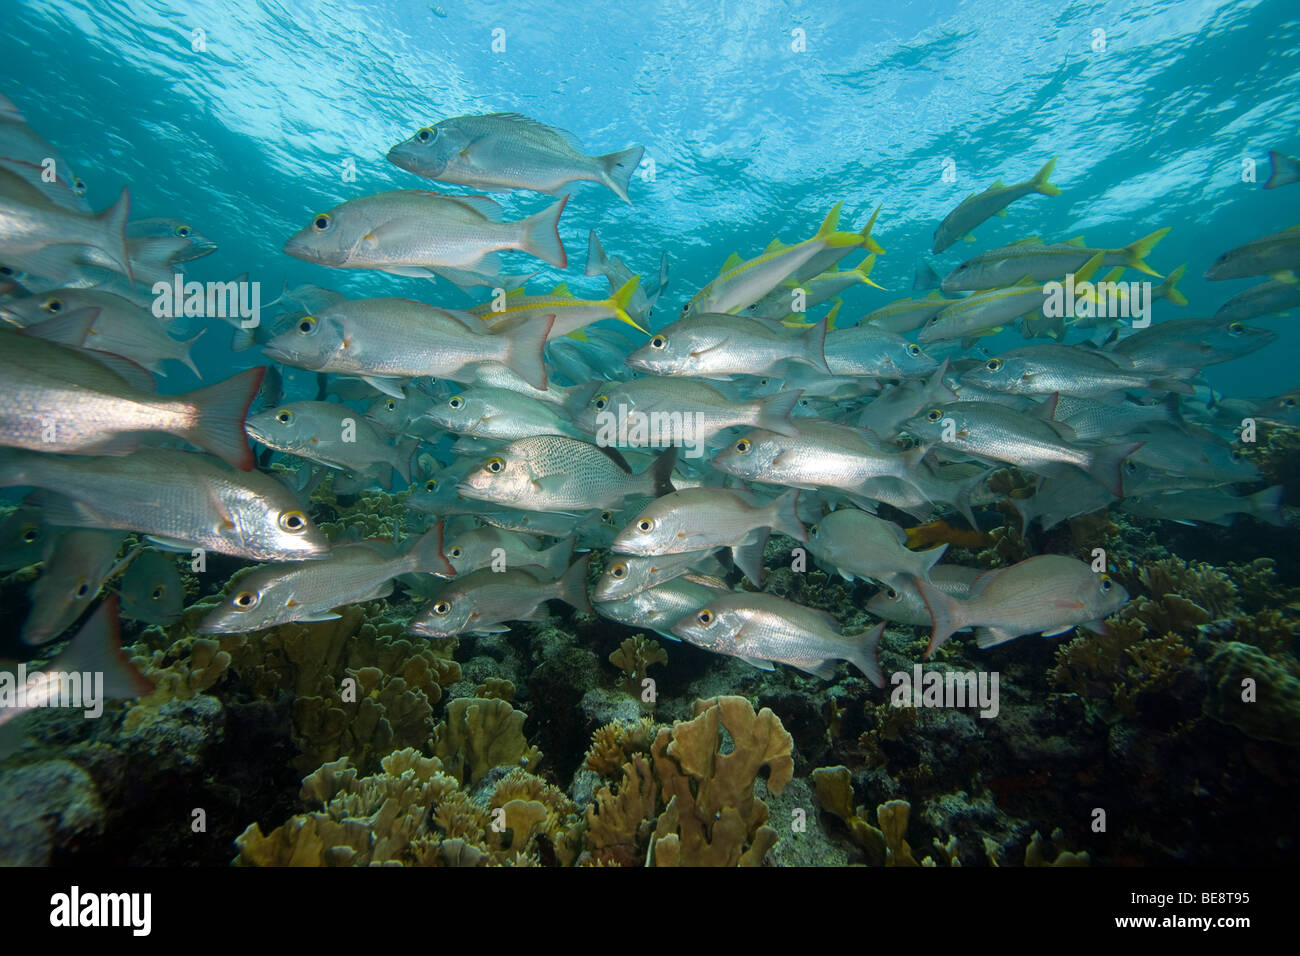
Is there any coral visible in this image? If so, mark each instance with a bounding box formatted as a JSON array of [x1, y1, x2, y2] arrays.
[[608, 635, 668, 698], [583, 717, 656, 778], [1203, 642, 1300, 747], [1137, 557, 1239, 620], [431, 697, 542, 785], [583, 754, 659, 866], [810, 768, 943, 866], [1024, 828, 1090, 866], [123, 636, 230, 733], [1048, 623, 1192, 718], [473, 677, 516, 702]]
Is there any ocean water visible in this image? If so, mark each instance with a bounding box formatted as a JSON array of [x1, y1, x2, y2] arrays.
[[0, 0, 1298, 871]]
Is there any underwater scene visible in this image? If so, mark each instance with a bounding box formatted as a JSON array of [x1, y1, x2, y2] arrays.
[[0, 0, 1297, 876]]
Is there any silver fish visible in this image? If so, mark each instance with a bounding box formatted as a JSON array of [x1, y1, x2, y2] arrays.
[[595, 574, 731, 639], [932, 157, 1059, 253], [627, 313, 830, 379], [409, 555, 592, 637], [22, 529, 127, 646], [246, 401, 417, 491], [807, 508, 947, 586], [117, 549, 185, 626]]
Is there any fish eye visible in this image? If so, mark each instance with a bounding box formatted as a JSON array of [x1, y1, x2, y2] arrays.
[[72, 177, 86, 194], [636, 517, 655, 533], [278, 510, 308, 534], [43, 297, 63, 314], [74, 579, 90, 598], [926, 408, 943, 422], [1100, 576, 1112, 593], [20, 525, 38, 543], [594, 394, 608, 411], [697, 609, 715, 626], [886, 588, 898, 599], [233, 589, 260, 610], [449, 396, 464, 410], [449, 546, 462, 558], [385, 399, 397, 411], [416, 127, 436, 143], [1125, 461, 1138, 474], [611, 563, 627, 579], [1231, 450, 1242, 461], [735, 438, 751, 454], [425, 478, 438, 491], [759, 377, 770, 386], [907, 344, 922, 357], [986, 358, 1003, 372], [1228, 322, 1244, 334], [600, 510, 614, 523], [1283, 397, 1296, 407], [486, 457, 505, 473], [275, 408, 295, 425], [151, 586, 165, 600], [312, 213, 332, 232], [433, 600, 451, 616], [808, 523, 818, 537], [297, 315, 318, 335], [176, 224, 192, 238], [649, 335, 667, 350]]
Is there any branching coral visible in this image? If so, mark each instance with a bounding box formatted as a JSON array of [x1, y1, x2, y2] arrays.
[[608, 635, 668, 697], [431, 697, 542, 785], [583, 717, 657, 779], [1025, 828, 1090, 866]]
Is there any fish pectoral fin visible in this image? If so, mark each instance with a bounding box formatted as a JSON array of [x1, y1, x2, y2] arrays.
[[471, 625, 512, 635], [793, 660, 839, 680], [361, 376, 407, 399], [1052, 599, 1086, 610], [974, 626, 1019, 649], [1040, 625, 1076, 637], [738, 655, 776, 672], [298, 611, 343, 623], [145, 535, 199, 553]]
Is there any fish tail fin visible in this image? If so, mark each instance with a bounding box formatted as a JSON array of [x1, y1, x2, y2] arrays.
[[1123, 227, 1170, 278], [393, 437, 419, 484], [770, 488, 807, 542], [542, 534, 578, 577], [584, 230, 607, 277], [94, 188, 134, 284], [555, 553, 594, 614], [858, 203, 885, 254], [598, 145, 644, 203], [648, 445, 677, 497], [846, 621, 886, 688], [803, 314, 832, 373], [407, 521, 455, 576], [1251, 484, 1286, 527], [1156, 264, 1188, 306], [611, 275, 645, 332], [855, 253, 886, 290], [1088, 440, 1145, 497], [913, 576, 962, 659], [754, 388, 802, 437], [501, 313, 553, 390], [1264, 150, 1300, 190], [57, 595, 154, 699], [182, 366, 265, 470], [918, 542, 949, 581], [521, 195, 569, 268], [178, 328, 206, 378], [1032, 156, 1061, 197]]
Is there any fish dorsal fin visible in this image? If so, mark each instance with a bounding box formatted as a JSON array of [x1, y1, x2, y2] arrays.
[[763, 237, 785, 255], [565, 329, 589, 341], [479, 112, 581, 149], [991, 178, 1006, 188], [550, 281, 573, 298], [1064, 235, 1087, 247], [720, 251, 743, 272], [504, 286, 528, 299], [1007, 236, 1042, 247], [825, 300, 842, 330], [1013, 275, 1037, 287], [815, 200, 845, 238]]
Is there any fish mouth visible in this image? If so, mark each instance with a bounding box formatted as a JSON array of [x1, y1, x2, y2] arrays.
[[455, 481, 491, 501]]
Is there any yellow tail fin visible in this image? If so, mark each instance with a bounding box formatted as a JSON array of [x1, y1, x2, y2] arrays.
[[1157, 264, 1188, 306], [855, 253, 886, 291], [859, 203, 885, 254], [1033, 156, 1060, 197], [1124, 227, 1170, 278], [611, 275, 646, 333]]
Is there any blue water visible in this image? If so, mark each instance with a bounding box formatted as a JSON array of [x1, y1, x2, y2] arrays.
[[4, 0, 1298, 394]]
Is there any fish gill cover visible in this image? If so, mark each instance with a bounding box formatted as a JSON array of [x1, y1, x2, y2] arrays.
[[0, 0, 1296, 879]]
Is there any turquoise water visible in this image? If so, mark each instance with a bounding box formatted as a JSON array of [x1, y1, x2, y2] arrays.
[[4, 0, 1298, 393]]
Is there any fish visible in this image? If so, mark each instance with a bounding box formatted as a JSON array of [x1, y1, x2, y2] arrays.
[[824, 324, 939, 378], [117, 549, 185, 626], [586, 231, 669, 321], [595, 574, 732, 640], [1254, 391, 1300, 427], [283, 190, 568, 285], [0, 447, 330, 561], [959, 344, 1192, 400], [1264, 150, 1300, 190], [941, 230, 1169, 292], [626, 313, 830, 379], [747, 257, 883, 320], [933, 157, 1060, 253], [571, 376, 803, 449], [1045, 393, 1183, 441], [807, 508, 948, 586], [262, 298, 552, 394], [0, 187, 133, 282], [457, 435, 677, 512], [425, 386, 581, 442], [914, 555, 1129, 656], [198, 525, 453, 633], [0, 500, 54, 572], [669, 591, 885, 685], [125, 217, 218, 261], [902, 401, 1144, 497], [592, 548, 724, 602], [388, 113, 645, 203], [409, 554, 593, 637], [913, 261, 942, 291], [1010, 472, 1116, 532], [443, 526, 574, 577], [861, 292, 954, 334], [1127, 425, 1261, 485], [22, 529, 127, 646], [611, 487, 806, 584], [363, 389, 442, 439], [683, 203, 867, 316], [0, 92, 89, 212], [1213, 277, 1300, 322], [865, 566, 984, 626], [0, 596, 153, 759], [1205, 226, 1300, 282], [1120, 484, 1285, 527], [0, 324, 262, 469], [245, 401, 417, 491], [918, 278, 1061, 346], [1106, 315, 1276, 372], [473, 277, 645, 336]]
